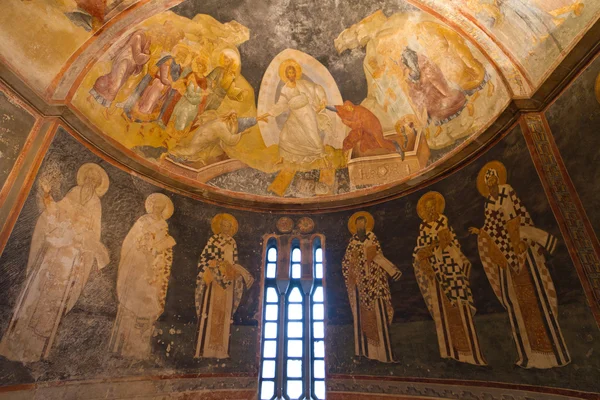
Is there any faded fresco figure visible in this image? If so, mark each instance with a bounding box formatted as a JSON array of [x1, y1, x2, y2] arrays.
[[257, 59, 331, 166], [109, 193, 176, 360], [89, 30, 151, 112], [342, 212, 402, 363], [203, 48, 247, 112], [469, 161, 570, 369], [0, 163, 110, 362], [195, 214, 254, 359], [413, 192, 486, 366]]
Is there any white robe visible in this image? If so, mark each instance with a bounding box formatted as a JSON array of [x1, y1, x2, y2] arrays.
[[268, 80, 331, 164], [0, 187, 107, 362], [109, 214, 176, 359]]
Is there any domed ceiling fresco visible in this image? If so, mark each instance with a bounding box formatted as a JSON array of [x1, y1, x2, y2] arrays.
[[0, 0, 597, 203]]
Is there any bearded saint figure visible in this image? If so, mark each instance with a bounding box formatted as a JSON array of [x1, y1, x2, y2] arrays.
[[0, 164, 110, 362], [413, 191, 486, 366], [257, 59, 331, 166], [469, 161, 570, 369], [342, 211, 402, 363], [110, 193, 176, 359], [195, 214, 254, 359]]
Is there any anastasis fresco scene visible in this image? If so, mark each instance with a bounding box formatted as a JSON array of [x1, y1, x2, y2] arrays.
[[0, 0, 597, 202]]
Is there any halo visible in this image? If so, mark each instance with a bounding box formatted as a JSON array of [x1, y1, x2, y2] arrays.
[[477, 160, 507, 197], [76, 163, 109, 197], [347, 211, 375, 235], [145, 193, 174, 220], [211, 213, 239, 236], [278, 59, 302, 83], [595, 72, 600, 104], [211, 47, 241, 76], [416, 191, 445, 221]]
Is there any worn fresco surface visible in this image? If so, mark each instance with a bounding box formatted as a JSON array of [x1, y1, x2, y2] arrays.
[[0, 125, 599, 396], [545, 55, 600, 238], [0, 88, 36, 191]]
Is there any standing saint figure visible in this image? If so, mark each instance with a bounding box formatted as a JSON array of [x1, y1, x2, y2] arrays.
[[109, 193, 176, 359], [257, 59, 331, 166], [342, 211, 402, 363], [469, 161, 570, 369], [0, 163, 110, 362], [195, 213, 254, 359], [413, 192, 486, 366]]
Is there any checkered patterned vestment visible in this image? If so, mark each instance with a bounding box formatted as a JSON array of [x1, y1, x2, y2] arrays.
[[412, 215, 474, 316]]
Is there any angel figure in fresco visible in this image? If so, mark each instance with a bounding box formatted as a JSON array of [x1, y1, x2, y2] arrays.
[[109, 193, 176, 360], [469, 161, 570, 369], [0, 164, 110, 362], [195, 214, 254, 359], [257, 59, 331, 166], [89, 30, 151, 117], [342, 212, 402, 363], [412, 192, 486, 366]]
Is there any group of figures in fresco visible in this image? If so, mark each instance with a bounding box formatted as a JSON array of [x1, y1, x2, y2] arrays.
[[0, 163, 253, 362], [74, 8, 519, 197], [342, 161, 570, 368]]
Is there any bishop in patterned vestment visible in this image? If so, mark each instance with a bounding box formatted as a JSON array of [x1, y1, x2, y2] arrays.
[[342, 212, 402, 363], [195, 214, 254, 359], [469, 161, 570, 369], [413, 192, 486, 366]]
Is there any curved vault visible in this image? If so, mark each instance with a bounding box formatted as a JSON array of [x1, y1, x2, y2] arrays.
[[0, 0, 598, 210]]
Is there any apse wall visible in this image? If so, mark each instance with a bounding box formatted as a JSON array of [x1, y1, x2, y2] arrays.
[[1, 59, 600, 399]]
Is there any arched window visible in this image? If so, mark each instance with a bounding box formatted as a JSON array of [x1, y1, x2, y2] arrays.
[[259, 234, 326, 400]]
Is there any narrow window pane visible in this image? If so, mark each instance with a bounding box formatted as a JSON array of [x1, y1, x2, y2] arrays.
[[315, 248, 322, 262], [288, 339, 303, 357], [263, 340, 277, 358], [286, 380, 303, 399], [260, 381, 275, 399], [287, 359, 302, 378], [292, 248, 301, 262], [315, 263, 323, 279], [313, 303, 324, 320], [312, 286, 323, 302], [266, 287, 278, 303], [266, 263, 277, 278], [287, 303, 303, 320], [291, 263, 301, 279], [288, 322, 303, 338], [314, 380, 325, 399], [313, 359, 325, 379], [264, 322, 277, 339], [267, 247, 277, 262], [313, 340, 324, 358], [265, 304, 278, 321], [262, 360, 276, 378], [313, 322, 324, 339], [288, 287, 302, 303]]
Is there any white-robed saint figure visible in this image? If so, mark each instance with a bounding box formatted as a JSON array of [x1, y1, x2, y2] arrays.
[[0, 163, 110, 362], [257, 59, 332, 166], [109, 193, 176, 359], [469, 161, 570, 369], [413, 192, 486, 366], [342, 211, 402, 363], [195, 213, 254, 359]]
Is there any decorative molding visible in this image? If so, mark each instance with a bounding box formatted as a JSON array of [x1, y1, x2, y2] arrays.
[[521, 113, 600, 326], [327, 378, 597, 400]]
